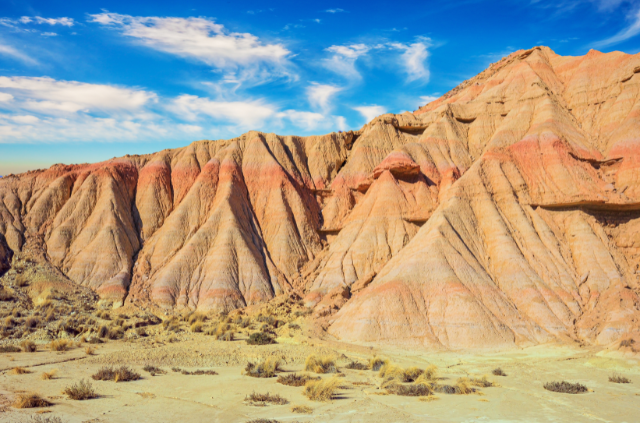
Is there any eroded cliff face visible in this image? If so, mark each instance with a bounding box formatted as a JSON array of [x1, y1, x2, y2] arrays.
[[1, 46, 639, 348]]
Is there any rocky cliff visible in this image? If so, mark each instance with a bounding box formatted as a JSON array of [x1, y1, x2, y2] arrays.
[[1, 46, 639, 348]]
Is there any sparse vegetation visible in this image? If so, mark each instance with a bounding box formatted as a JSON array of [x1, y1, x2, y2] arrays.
[[10, 366, 31, 374], [247, 331, 275, 345], [620, 339, 635, 348], [345, 360, 368, 370], [190, 322, 203, 333], [305, 354, 337, 374], [369, 356, 388, 371], [609, 373, 631, 384], [84, 346, 95, 355], [244, 357, 282, 378], [383, 380, 433, 396], [543, 381, 588, 394], [20, 340, 37, 352], [143, 365, 166, 376], [245, 391, 288, 405], [277, 373, 320, 387], [12, 393, 51, 408], [41, 369, 58, 380], [178, 369, 218, 375], [29, 415, 63, 423], [63, 379, 98, 400], [303, 376, 342, 401], [0, 345, 21, 353], [470, 376, 496, 387], [492, 368, 507, 376], [91, 366, 141, 382], [291, 405, 313, 414], [49, 339, 73, 352]]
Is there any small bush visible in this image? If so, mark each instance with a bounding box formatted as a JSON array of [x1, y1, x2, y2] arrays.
[[10, 366, 31, 374], [143, 365, 166, 376], [345, 360, 368, 370], [107, 327, 124, 340], [609, 373, 631, 384], [245, 391, 288, 405], [247, 331, 275, 345], [277, 373, 320, 387], [63, 379, 98, 400], [303, 376, 341, 401], [305, 354, 337, 374], [188, 313, 206, 325], [190, 322, 203, 333], [85, 346, 96, 355], [97, 325, 108, 338], [244, 357, 282, 378], [13, 393, 51, 408], [49, 339, 73, 352], [20, 340, 37, 352], [454, 378, 475, 394], [0, 345, 21, 353], [218, 331, 235, 341], [620, 339, 635, 348], [291, 405, 312, 414], [255, 314, 275, 325], [41, 370, 57, 380], [383, 380, 433, 397], [369, 356, 388, 371], [470, 376, 496, 387], [179, 369, 218, 375], [543, 381, 588, 394], [92, 366, 141, 382], [492, 368, 506, 376]]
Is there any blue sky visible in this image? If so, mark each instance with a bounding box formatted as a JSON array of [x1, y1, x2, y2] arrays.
[[0, 0, 639, 174]]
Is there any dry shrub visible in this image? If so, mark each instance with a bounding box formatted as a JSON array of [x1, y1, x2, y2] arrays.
[[470, 376, 496, 387], [92, 365, 141, 382], [84, 346, 95, 355], [609, 373, 631, 384], [246, 420, 280, 423], [454, 378, 475, 394], [41, 369, 57, 380], [49, 339, 73, 352], [303, 376, 341, 401], [97, 325, 108, 338], [277, 373, 320, 387], [179, 369, 218, 375], [13, 393, 51, 408], [107, 327, 124, 340], [10, 366, 31, 374], [143, 365, 166, 376], [20, 340, 37, 352], [369, 356, 388, 371], [620, 339, 635, 348], [188, 313, 206, 325], [25, 317, 38, 329], [543, 381, 588, 394], [291, 405, 312, 414], [0, 345, 21, 353], [190, 322, 203, 333], [304, 354, 337, 374], [246, 331, 275, 345], [383, 380, 433, 397], [345, 360, 368, 370], [492, 368, 506, 376], [218, 331, 235, 341], [244, 357, 282, 378], [63, 379, 97, 400], [245, 391, 288, 405]]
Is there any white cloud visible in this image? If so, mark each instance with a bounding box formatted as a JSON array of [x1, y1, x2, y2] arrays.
[[0, 42, 37, 65], [592, 7, 640, 48], [41, 32, 57, 37], [324, 44, 371, 79], [390, 37, 431, 83], [33, 17, 74, 26], [169, 94, 276, 128], [277, 109, 347, 132], [420, 95, 439, 105], [306, 83, 342, 112], [0, 76, 156, 114], [0, 93, 13, 102], [354, 105, 386, 122], [89, 12, 292, 86], [177, 123, 203, 133], [325, 8, 346, 13], [11, 115, 39, 124]]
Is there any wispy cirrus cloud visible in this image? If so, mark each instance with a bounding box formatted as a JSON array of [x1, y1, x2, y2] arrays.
[[325, 8, 347, 13], [591, 6, 640, 48], [323, 44, 371, 79], [306, 83, 342, 112], [389, 36, 432, 83], [0, 16, 74, 27], [353, 105, 386, 123], [0, 41, 38, 65]]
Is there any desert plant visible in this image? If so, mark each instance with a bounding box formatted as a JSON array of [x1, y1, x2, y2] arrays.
[[25, 317, 38, 329], [0, 345, 21, 353], [291, 405, 312, 414], [470, 376, 496, 387], [303, 376, 341, 401], [107, 327, 124, 340], [492, 368, 507, 376], [543, 381, 588, 394], [63, 379, 98, 400], [10, 366, 31, 374], [345, 360, 368, 370], [620, 339, 635, 348], [305, 354, 337, 374], [190, 322, 203, 333], [609, 373, 631, 384], [383, 380, 433, 396], [369, 356, 388, 371], [143, 365, 166, 376], [12, 393, 51, 408], [277, 373, 320, 387], [84, 346, 95, 355], [20, 340, 37, 352], [246, 331, 275, 345], [245, 391, 288, 405], [91, 366, 141, 382], [179, 369, 218, 375], [97, 325, 108, 338], [244, 357, 282, 378], [41, 369, 57, 380], [49, 339, 73, 352], [188, 313, 206, 325]]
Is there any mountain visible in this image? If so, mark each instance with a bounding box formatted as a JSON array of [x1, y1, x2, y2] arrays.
[[1, 46, 639, 349]]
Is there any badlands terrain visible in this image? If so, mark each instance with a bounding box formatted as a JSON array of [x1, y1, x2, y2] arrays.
[[0, 46, 639, 421]]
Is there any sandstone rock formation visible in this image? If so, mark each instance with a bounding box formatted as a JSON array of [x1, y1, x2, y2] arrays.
[[1, 46, 639, 349]]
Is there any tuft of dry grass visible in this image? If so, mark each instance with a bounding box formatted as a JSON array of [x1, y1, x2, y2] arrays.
[[49, 339, 73, 352], [245, 391, 288, 405], [178, 369, 218, 375], [20, 340, 37, 352], [84, 346, 95, 355], [383, 380, 433, 397], [345, 360, 368, 370], [291, 405, 313, 414], [369, 356, 388, 371], [244, 357, 282, 378], [62, 379, 98, 400], [454, 378, 475, 394], [10, 366, 31, 374], [190, 322, 203, 333], [246, 331, 275, 345], [0, 345, 21, 353], [12, 393, 51, 408], [303, 376, 341, 401], [609, 373, 631, 384], [543, 381, 588, 394], [277, 373, 320, 387], [470, 376, 496, 387], [143, 365, 166, 376], [492, 368, 507, 376], [91, 366, 141, 382], [41, 370, 58, 380], [218, 331, 235, 341], [305, 354, 337, 374]]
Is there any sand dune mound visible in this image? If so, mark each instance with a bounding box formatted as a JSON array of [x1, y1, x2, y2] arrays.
[[1, 46, 639, 348]]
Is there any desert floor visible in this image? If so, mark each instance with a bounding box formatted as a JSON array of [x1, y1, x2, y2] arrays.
[[0, 334, 638, 423]]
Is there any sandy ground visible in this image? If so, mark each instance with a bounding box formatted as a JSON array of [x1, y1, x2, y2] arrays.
[[0, 336, 638, 423]]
